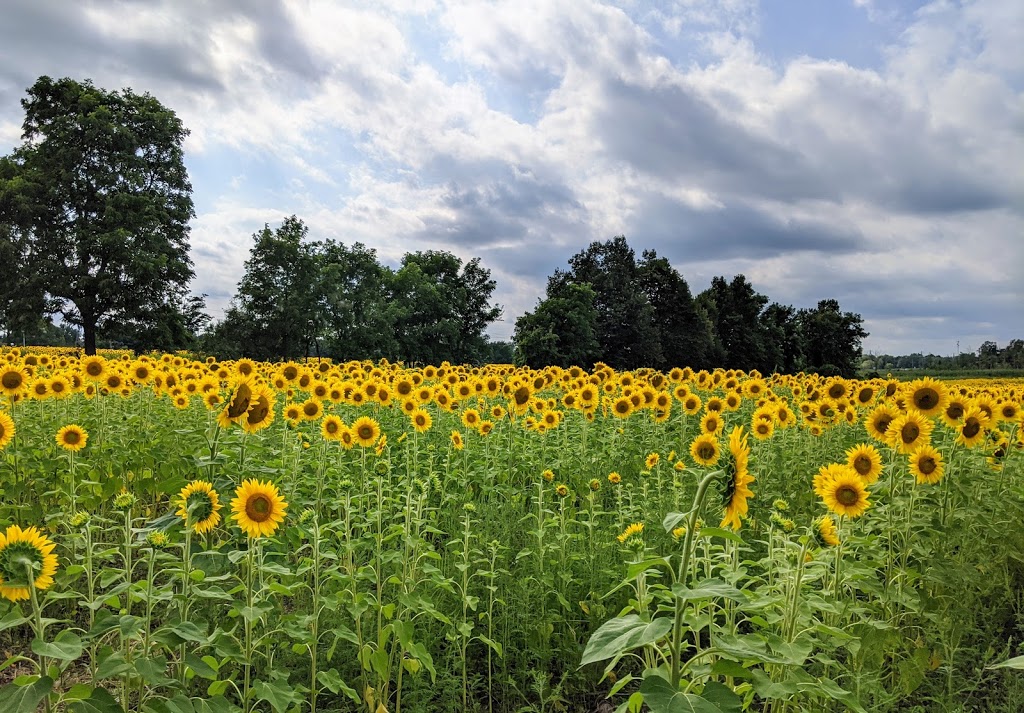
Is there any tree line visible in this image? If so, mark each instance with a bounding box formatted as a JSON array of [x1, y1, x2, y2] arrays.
[[513, 236, 868, 376], [2, 74, 880, 374]]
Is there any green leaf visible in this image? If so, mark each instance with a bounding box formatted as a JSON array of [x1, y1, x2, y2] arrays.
[[662, 511, 689, 532], [696, 527, 745, 543], [626, 557, 672, 580], [32, 631, 83, 662], [252, 678, 301, 712], [699, 682, 743, 713], [316, 668, 360, 703], [169, 621, 208, 642], [67, 687, 121, 713], [0, 611, 30, 633], [640, 675, 726, 713], [671, 579, 744, 603], [184, 653, 218, 680], [0, 676, 54, 713], [989, 654, 1024, 670], [580, 615, 672, 667]]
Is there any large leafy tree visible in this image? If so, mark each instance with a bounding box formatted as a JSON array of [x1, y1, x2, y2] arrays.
[[390, 251, 503, 364], [696, 275, 771, 372], [797, 299, 867, 377], [514, 282, 600, 368], [637, 250, 717, 370], [0, 76, 196, 354], [226, 216, 322, 361]]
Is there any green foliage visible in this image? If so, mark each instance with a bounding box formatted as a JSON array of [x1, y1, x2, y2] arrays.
[[0, 76, 197, 354]]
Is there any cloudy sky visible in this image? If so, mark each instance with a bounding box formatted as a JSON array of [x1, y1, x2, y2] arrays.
[[1, 0, 1022, 356]]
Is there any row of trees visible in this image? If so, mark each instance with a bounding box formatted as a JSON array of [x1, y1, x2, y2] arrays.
[[0, 75, 870, 373], [203, 217, 503, 363], [864, 340, 1024, 372], [514, 236, 868, 376]]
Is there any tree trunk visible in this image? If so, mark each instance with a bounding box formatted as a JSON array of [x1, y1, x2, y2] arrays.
[[83, 320, 97, 355]]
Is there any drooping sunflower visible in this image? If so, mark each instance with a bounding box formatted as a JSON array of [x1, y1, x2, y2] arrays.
[[241, 385, 276, 434], [56, 424, 88, 452], [886, 409, 934, 454], [689, 433, 721, 467], [0, 525, 59, 602], [451, 430, 465, 450], [0, 411, 14, 450], [845, 443, 883, 484], [223, 379, 255, 423], [956, 405, 990, 448], [321, 414, 345, 441], [410, 408, 433, 433], [175, 480, 223, 534], [231, 479, 288, 539], [814, 515, 840, 548], [819, 469, 870, 518], [903, 377, 948, 418], [719, 427, 754, 531], [908, 444, 944, 485], [351, 416, 382, 448]]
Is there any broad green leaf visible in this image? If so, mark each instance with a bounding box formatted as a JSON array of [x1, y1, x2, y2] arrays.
[[580, 615, 672, 666], [640, 675, 726, 713], [696, 527, 745, 543], [253, 678, 301, 712], [0, 676, 54, 713], [32, 631, 83, 662], [68, 687, 121, 713], [671, 579, 744, 603]]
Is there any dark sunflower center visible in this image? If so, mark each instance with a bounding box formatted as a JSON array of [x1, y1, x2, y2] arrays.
[[853, 455, 872, 475], [358, 425, 374, 440], [325, 421, 339, 434], [962, 419, 981, 438], [187, 493, 214, 522], [513, 387, 530, 406], [757, 423, 770, 434], [247, 396, 270, 424], [2, 372, 23, 389], [34, 383, 47, 395], [836, 485, 859, 506], [829, 385, 845, 399], [901, 423, 920, 444], [876, 416, 893, 434], [86, 363, 103, 376], [697, 444, 716, 460], [246, 495, 273, 523], [227, 384, 253, 418], [0, 541, 42, 585], [918, 456, 936, 475], [946, 403, 965, 420], [858, 388, 873, 404], [303, 403, 319, 416], [64, 430, 81, 445], [1002, 406, 1017, 419], [914, 388, 939, 410]]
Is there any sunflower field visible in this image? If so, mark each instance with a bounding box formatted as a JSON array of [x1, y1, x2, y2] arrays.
[[0, 349, 1022, 713]]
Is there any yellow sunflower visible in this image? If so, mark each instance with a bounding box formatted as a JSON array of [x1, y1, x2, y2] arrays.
[[689, 433, 721, 467], [956, 405, 990, 448], [700, 411, 724, 436], [410, 408, 433, 433], [886, 409, 934, 454], [845, 443, 883, 484], [241, 385, 276, 434], [321, 414, 345, 441], [0, 525, 59, 602], [903, 377, 948, 418], [56, 424, 88, 452], [0, 365, 28, 397], [720, 427, 754, 531], [814, 515, 840, 548], [81, 355, 107, 381], [301, 398, 324, 421], [820, 469, 871, 518], [611, 396, 633, 419], [451, 430, 465, 450], [351, 416, 382, 448], [645, 452, 660, 469], [0, 411, 14, 450], [908, 444, 944, 485], [176, 481, 223, 534], [864, 404, 899, 443], [231, 479, 288, 539]]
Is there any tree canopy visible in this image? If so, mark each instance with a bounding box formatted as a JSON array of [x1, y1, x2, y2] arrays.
[[0, 76, 199, 354], [515, 235, 868, 375]]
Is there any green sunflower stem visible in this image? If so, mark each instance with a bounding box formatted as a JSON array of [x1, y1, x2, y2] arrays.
[[25, 566, 52, 713], [670, 470, 718, 689]]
